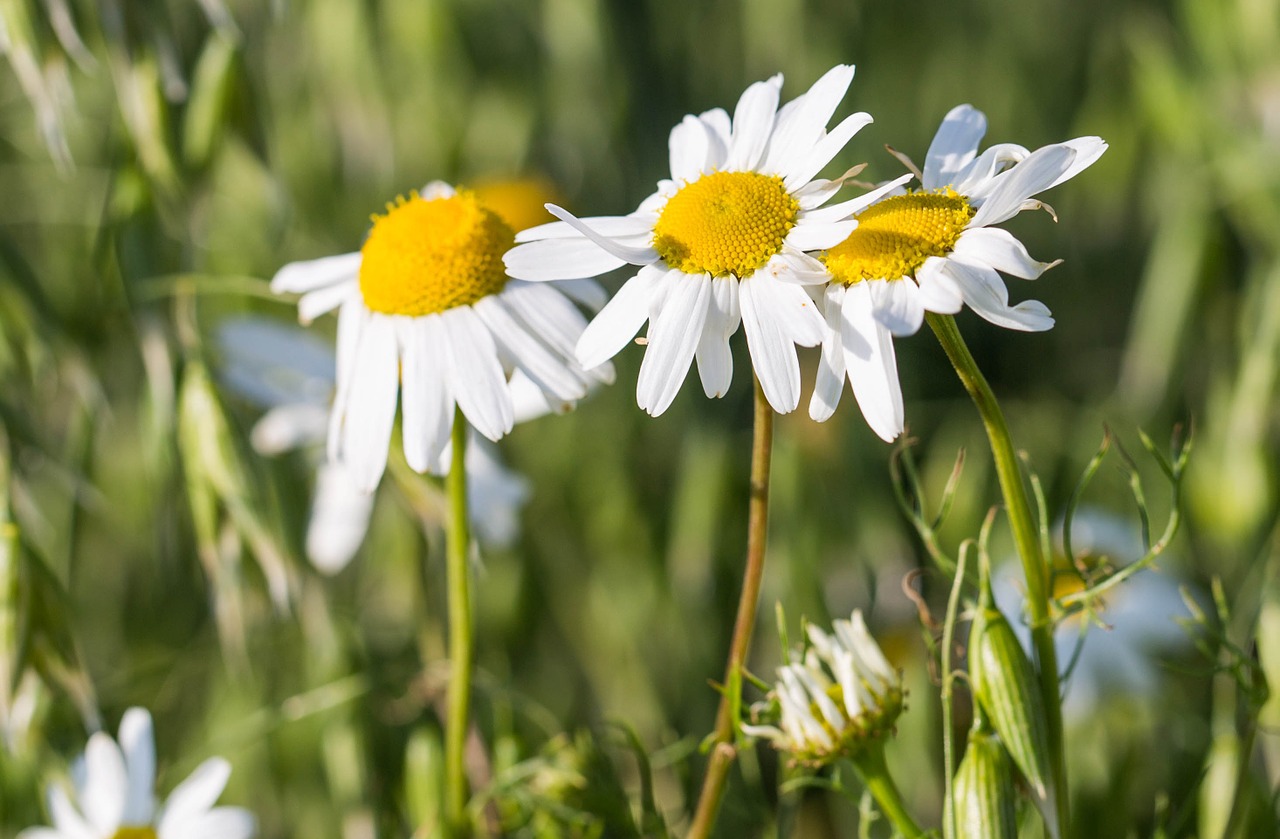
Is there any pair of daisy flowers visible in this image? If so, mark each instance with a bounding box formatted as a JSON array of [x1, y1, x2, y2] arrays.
[[272, 64, 1106, 487]]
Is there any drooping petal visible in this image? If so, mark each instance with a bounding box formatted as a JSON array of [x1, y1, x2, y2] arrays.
[[473, 296, 587, 402], [923, 104, 987, 190], [575, 264, 663, 370], [306, 462, 375, 574], [867, 278, 926, 336], [756, 277, 825, 347], [270, 251, 361, 294], [839, 283, 904, 441], [498, 282, 590, 362], [808, 284, 847, 422], [739, 274, 803, 413], [636, 272, 713, 415], [398, 316, 453, 473], [440, 306, 515, 441], [725, 75, 782, 171], [915, 257, 965, 314], [945, 257, 1055, 331], [338, 312, 399, 491], [695, 275, 740, 398], [327, 297, 368, 462]]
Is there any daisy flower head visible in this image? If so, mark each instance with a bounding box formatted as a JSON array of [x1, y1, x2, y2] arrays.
[[504, 65, 878, 416], [271, 181, 612, 492], [805, 105, 1107, 436], [742, 610, 903, 768], [20, 707, 254, 839]]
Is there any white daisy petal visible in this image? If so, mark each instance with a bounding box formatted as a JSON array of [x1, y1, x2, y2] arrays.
[[296, 280, 357, 324], [339, 313, 400, 491], [544, 205, 661, 265], [327, 296, 367, 462], [441, 306, 515, 441], [739, 275, 802, 413], [915, 257, 965, 314], [699, 107, 732, 168], [473, 296, 587, 402], [945, 258, 1054, 331], [802, 173, 914, 224], [1049, 136, 1108, 190], [80, 732, 127, 832], [119, 708, 156, 824], [251, 403, 330, 455], [550, 278, 608, 312], [923, 104, 987, 189], [952, 227, 1057, 279], [47, 786, 96, 839], [670, 114, 712, 183], [270, 251, 361, 294], [695, 275, 740, 398], [499, 282, 590, 360], [306, 461, 375, 574], [809, 284, 847, 422], [575, 264, 663, 370], [166, 807, 257, 839], [17, 829, 67, 839], [868, 278, 926, 336], [764, 64, 855, 174], [954, 142, 1031, 196], [157, 758, 231, 833], [398, 316, 453, 473], [784, 219, 858, 251], [513, 215, 654, 242], [760, 278, 825, 346], [767, 249, 830, 285], [782, 111, 874, 191], [726, 75, 782, 171], [503, 237, 629, 281], [636, 272, 713, 415], [970, 144, 1077, 228], [839, 283, 904, 441]]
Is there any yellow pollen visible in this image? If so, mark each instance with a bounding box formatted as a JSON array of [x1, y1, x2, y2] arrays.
[[653, 171, 799, 278], [358, 191, 514, 317], [822, 188, 974, 285], [111, 828, 158, 839]]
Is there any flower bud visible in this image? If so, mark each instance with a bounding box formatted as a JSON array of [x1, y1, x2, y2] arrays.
[[744, 610, 903, 767], [951, 725, 1017, 839]]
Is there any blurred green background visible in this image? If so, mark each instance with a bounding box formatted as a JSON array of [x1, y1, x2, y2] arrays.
[[0, 0, 1277, 836]]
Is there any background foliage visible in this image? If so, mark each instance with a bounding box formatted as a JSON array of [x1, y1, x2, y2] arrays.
[[0, 0, 1277, 836]]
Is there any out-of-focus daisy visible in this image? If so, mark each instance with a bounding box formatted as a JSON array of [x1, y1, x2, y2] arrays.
[[802, 105, 1106, 436], [20, 707, 254, 839], [743, 610, 903, 767], [271, 182, 611, 491], [505, 65, 889, 416], [218, 317, 545, 573], [993, 508, 1193, 720]]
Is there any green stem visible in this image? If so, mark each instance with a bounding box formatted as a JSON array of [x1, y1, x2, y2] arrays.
[[926, 313, 1069, 836], [687, 377, 774, 839], [854, 741, 926, 838], [444, 410, 474, 839]]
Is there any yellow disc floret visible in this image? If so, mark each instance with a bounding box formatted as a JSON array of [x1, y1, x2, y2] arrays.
[[823, 188, 974, 284], [358, 190, 514, 317], [111, 828, 158, 839], [653, 171, 799, 278]]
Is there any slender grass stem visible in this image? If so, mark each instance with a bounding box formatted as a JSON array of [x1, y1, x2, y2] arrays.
[[853, 742, 927, 838], [926, 312, 1069, 836], [444, 410, 474, 839], [687, 376, 774, 839]]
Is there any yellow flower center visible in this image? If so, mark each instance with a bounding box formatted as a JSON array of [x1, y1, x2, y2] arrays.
[[111, 828, 158, 839], [822, 188, 974, 284], [358, 191, 514, 317], [653, 171, 799, 278]]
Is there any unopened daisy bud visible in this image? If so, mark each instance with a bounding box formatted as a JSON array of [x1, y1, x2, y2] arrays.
[[744, 610, 903, 767], [950, 723, 1017, 839], [968, 579, 1051, 802]]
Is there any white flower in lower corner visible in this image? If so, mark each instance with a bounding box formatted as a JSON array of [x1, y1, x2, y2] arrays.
[[271, 181, 611, 492], [802, 105, 1106, 438], [219, 317, 544, 574], [743, 610, 903, 767], [505, 64, 883, 416], [20, 707, 254, 839]]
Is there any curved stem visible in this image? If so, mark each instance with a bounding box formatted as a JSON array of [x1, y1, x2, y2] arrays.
[[854, 742, 927, 838], [444, 411, 474, 839], [926, 313, 1069, 837], [687, 377, 774, 839]]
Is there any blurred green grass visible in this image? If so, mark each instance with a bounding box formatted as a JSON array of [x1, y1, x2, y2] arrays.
[[0, 0, 1278, 836]]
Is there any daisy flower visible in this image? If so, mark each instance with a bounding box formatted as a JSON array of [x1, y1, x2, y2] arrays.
[[742, 610, 903, 767], [218, 314, 556, 572], [504, 65, 885, 415], [20, 707, 254, 839], [805, 105, 1107, 437], [271, 182, 611, 492]]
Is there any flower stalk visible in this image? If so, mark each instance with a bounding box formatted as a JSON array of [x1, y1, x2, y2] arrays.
[[687, 376, 775, 839], [444, 408, 475, 839], [853, 740, 927, 839], [926, 312, 1069, 835]]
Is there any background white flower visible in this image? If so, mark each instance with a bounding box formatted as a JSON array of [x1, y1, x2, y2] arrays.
[[20, 707, 254, 839]]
